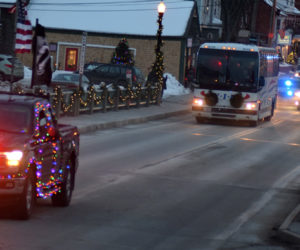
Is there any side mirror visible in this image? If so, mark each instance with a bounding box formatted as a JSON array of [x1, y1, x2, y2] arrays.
[[259, 76, 265, 87]]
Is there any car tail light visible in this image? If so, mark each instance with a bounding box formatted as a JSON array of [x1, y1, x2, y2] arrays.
[[5, 64, 12, 68], [133, 75, 137, 82]]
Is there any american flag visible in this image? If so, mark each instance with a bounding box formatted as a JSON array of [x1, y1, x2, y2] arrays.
[[15, 0, 32, 54]]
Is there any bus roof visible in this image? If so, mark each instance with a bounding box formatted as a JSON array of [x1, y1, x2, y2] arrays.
[[200, 42, 277, 53]]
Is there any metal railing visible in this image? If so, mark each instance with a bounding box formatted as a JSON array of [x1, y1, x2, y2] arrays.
[[46, 83, 162, 117]]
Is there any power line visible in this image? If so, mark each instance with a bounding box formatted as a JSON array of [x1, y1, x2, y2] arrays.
[[29, 0, 187, 6], [29, 6, 192, 12]]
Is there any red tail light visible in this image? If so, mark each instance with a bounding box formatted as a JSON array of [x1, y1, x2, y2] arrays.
[[133, 75, 137, 82], [5, 64, 12, 68]]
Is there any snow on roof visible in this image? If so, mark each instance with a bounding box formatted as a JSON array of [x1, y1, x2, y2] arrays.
[[0, 0, 16, 3], [27, 0, 195, 37], [264, 0, 300, 15], [212, 17, 222, 25], [0, 0, 16, 8]]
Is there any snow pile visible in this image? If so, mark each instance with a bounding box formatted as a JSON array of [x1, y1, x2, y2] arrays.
[[163, 73, 190, 98]]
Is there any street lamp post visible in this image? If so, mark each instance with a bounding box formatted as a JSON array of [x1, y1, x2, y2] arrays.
[[152, 1, 166, 92]]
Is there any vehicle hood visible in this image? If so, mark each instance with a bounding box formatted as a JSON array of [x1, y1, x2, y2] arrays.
[[0, 132, 30, 151]]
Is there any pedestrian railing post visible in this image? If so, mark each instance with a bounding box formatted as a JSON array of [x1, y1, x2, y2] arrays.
[[126, 86, 130, 110], [114, 86, 120, 111], [103, 86, 107, 113], [146, 84, 151, 107], [89, 88, 94, 115], [136, 86, 141, 108], [73, 90, 80, 116]]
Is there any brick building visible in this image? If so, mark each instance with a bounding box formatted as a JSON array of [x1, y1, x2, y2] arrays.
[[13, 0, 200, 83]]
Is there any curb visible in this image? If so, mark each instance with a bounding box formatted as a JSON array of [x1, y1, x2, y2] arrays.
[[78, 109, 191, 134], [277, 204, 300, 244]]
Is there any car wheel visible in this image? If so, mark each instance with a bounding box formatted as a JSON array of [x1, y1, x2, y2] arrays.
[[16, 170, 35, 220], [52, 163, 73, 207]]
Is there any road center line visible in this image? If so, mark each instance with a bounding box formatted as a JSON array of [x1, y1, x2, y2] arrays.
[[214, 164, 300, 243]]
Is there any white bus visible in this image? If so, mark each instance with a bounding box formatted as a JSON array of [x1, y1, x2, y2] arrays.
[[192, 43, 279, 126]]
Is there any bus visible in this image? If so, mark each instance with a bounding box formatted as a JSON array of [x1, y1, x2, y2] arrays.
[[192, 43, 279, 126]]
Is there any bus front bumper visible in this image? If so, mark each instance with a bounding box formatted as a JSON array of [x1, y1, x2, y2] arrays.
[[192, 106, 258, 121]]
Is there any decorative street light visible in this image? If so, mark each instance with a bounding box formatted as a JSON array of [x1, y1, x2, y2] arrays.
[[151, 1, 166, 97]]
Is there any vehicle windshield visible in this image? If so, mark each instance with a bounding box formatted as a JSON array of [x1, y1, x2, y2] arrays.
[[0, 104, 31, 134], [53, 74, 89, 84], [197, 48, 259, 92], [84, 63, 102, 71]]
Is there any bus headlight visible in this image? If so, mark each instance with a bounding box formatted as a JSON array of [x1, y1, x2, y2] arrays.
[[295, 101, 299, 106], [193, 98, 204, 106], [287, 90, 294, 96], [285, 80, 292, 87], [2, 151, 23, 167], [245, 102, 257, 110]]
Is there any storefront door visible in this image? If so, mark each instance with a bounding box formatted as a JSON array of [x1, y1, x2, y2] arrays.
[[65, 48, 78, 71]]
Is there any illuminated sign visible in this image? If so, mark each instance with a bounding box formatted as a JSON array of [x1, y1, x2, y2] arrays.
[[277, 34, 291, 45]]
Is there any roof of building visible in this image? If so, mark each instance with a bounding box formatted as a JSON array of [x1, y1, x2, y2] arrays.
[[0, 0, 16, 3], [0, 0, 15, 8], [264, 0, 300, 15], [27, 0, 195, 37]]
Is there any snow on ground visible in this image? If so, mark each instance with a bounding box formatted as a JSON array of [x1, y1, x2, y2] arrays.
[[163, 73, 190, 98]]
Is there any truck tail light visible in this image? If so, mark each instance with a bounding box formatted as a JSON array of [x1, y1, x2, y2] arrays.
[[3, 151, 23, 166]]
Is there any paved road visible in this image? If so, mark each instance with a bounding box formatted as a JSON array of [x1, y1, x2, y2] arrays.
[[0, 106, 300, 250]]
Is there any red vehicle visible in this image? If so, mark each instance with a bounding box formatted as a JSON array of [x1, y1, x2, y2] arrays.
[[0, 92, 80, 219]]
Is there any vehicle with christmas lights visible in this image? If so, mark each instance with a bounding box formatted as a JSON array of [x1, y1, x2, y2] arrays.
[[192, 43, 279, 126], [0, 92, 79, 219]]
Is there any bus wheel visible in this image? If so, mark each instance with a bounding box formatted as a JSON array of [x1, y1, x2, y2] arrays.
[[265, 101, 275, 121]]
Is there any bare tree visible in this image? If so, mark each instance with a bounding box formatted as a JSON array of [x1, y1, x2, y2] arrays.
[[221, 0, 254, 42]]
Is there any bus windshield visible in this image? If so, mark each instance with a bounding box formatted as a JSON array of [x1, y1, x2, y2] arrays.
[[197, 49, 259, 92]]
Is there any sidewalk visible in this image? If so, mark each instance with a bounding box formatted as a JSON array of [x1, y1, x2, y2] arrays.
[[58, 93, 193, 134], [277, 204, 300, 245]]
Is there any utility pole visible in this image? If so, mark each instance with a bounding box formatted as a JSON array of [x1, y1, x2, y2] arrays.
[[268, 0, 277, 47]]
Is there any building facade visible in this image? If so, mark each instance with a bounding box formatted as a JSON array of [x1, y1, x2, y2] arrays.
[[1, 0, 202, 84]]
